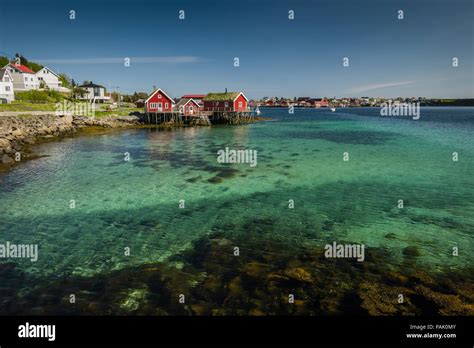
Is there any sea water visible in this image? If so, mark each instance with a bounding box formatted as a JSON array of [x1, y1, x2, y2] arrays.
[[0, 107, 473, 313]]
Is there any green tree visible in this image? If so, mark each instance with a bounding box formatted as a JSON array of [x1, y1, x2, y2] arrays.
[[59, 73, 71, 88], [14, 53, 43, 72], [0, 56, 9, 67], [73, 87, 87, 99]]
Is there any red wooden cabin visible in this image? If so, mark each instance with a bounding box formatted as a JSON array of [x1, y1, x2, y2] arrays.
[[203, 92, 248, 112], [176, 98, 201, 116], [144, 88, 175, 113]]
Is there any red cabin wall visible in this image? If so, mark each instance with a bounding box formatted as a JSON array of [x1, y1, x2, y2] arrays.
[[146, 90, 173, 112], [183, 101, 200, 115], [203, 100, 233, 111], [233, 94, 248, 112], [203, 94, 247, 111]]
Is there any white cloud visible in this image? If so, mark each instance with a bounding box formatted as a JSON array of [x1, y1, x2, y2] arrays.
[[347, 81, 416, 94], [33, 56, 200, 64]]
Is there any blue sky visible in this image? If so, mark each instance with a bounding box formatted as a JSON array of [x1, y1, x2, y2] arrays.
[[1, 0, 472, 98]]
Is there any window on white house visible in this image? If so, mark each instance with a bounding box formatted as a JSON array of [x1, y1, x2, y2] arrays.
[[225, 102, 229, 107], [5, 77, 9, 82], [25, 77, 28, 81], [6, 86, 10, 91]]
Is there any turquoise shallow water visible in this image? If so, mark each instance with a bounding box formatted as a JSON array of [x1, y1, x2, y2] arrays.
[[0, 107, 473, 314]]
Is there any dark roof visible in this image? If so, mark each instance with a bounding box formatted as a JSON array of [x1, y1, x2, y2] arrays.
[[176, 98, 199, 108], [78, 81, 105, 89], [182, 94, 206, 99]]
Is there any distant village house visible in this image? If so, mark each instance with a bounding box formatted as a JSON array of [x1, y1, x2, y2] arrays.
[[0, 68, 15, 103], [3, 62, 39, 91], [76, 81, 111, 103], [35, 66, 61, 90]]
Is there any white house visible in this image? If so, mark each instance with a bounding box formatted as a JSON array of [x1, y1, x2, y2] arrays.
[[36, 66, 61, 90], [3, 62, 39, 91], [0, 68, 15, 103], [76, 81, 110, 103]]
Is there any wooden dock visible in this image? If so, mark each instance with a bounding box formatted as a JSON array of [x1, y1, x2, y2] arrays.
[[142, 109, 255, 126]]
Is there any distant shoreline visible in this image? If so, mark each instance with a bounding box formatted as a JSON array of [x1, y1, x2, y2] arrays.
[[258, 104, 474, 108]]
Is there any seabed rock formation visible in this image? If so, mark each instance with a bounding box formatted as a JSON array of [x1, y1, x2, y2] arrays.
[[0, 233, 472, 316]]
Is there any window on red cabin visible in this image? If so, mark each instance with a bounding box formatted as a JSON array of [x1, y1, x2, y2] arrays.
[[165, 103, 169, 109], [238, 101, 243, 108], [158, 95, 162, 99]]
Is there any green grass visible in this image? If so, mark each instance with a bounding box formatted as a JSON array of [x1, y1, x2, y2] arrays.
[[92, 107, 142, 118], [0, 101, 58, 111], [203, 92, 239, 101], [0, 101, 142, 115]]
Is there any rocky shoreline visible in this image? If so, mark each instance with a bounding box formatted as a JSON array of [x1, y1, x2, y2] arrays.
[[0, 114, 140, 166], [0, 113, 268, 169]]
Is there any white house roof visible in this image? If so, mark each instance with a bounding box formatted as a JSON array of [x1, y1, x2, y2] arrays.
[[176, 98, 200, 108], [37, 66, 59, 77], [145, 88, 176, 104], [234, 92, 249, 102], [0, 68, 12, 80]]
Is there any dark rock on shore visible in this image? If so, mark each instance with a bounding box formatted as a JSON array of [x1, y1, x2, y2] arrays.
[[0, 114, 142, 169]]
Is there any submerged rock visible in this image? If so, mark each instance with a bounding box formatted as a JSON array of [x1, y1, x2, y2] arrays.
[[242, 261, 269, 278], [403, 246, 421, 257], [414, 284, 474, 315], [119, 287, 150, 312], [283, 268, 313, 283], [227, 276, 244, 296], [207, 175, 223, 184], [358, 282, 418, 315], [190, 302, 210, 315]]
